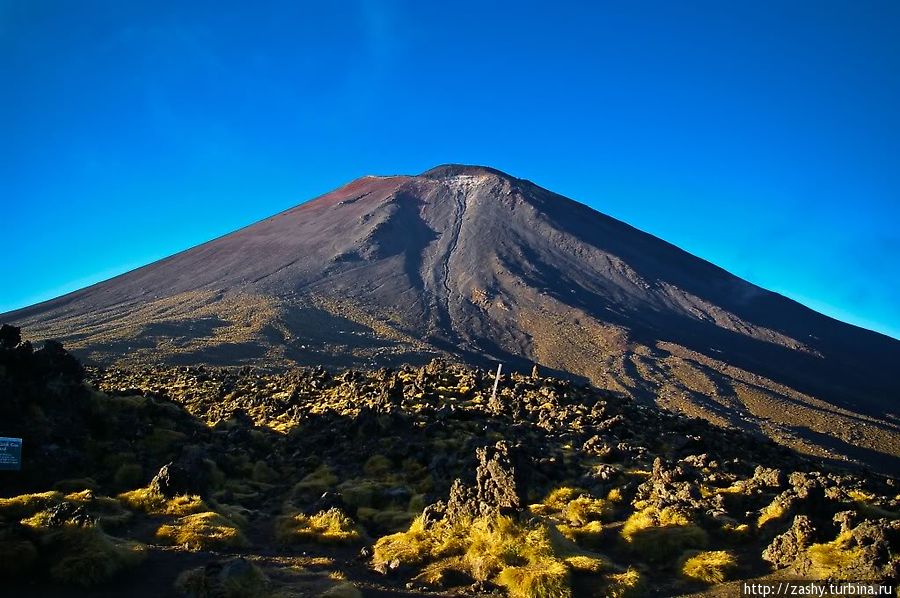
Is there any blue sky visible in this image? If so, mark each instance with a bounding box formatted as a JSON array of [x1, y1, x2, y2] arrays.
[[2, 1, 898, 339]]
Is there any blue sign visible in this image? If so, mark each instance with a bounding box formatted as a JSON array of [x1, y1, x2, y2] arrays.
[[0, 437, 22, 471]]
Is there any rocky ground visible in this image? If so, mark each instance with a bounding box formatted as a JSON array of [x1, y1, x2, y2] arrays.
[[0, 324, 897, 597]]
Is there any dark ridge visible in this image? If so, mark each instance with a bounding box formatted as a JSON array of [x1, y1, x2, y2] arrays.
[[419, 163, 515, 179]]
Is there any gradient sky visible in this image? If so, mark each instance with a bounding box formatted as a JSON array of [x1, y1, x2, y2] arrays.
[[2, 1, 898, 339]]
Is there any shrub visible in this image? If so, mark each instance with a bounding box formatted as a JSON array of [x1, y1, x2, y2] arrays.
[[117, 486, 207, 516], [847, 491, 900, 519], [413, 556, 471, 588], [757, 500, 789, 528], [543, 487, 584, 511], [276, 508, 361, 544], [605, 567, 643, 598], [496, 559, 571, 598], [337, 479, 385, 509], [464, 515, 541, 581], [363, 455, 393, 478], [564, 495, 610, 526], [291, 465, 338, 499], [321, 582, 363, 598], [373, 512, 608, 597], [4, 490, 131, 530], [559, 520, 603, 544], [531, 487, 610, 546], [252, 460, 278, 483], [621, 506, 707, 561], [372, 515, 439, 567], [806, 531, 863, 579], [0, 491, 63, 521], [680, 550, 737, 583], [141, 428, 187, 456], [117, 487, 166, 512], [165, 495, 208, 516], [113, 464, 144, 489], [357, 507, 415, 533], [563, 554, 606, 573], [175, 558, 269, 597], [156, 512, 247, 550], [0, 539, 38, 577], [45, 525, 145, 587]]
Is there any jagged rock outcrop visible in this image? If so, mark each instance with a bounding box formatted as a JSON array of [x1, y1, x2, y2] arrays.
[[762, 515, 817, 569], [443, 441, 529, 523]]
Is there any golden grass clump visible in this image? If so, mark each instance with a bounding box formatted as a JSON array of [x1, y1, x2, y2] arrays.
[[276, 508, 361, 544], [847, 490, 900, 519], [45, 525, 146, 587], [373, 513, 609, 596], [531, 487, 611, 540], [563, 554, 606, 573], [117, 486, 207, 516], [757, 500, 790, 528], [413, 556, 470, 588], [372, 515, 444, 567], [156, 512, 247, 550], [117, 486, 167, 512], [542, 487, 585, 510], [620, 506, 707, 561], [806, 531, 864, 579], [558, 520, 603, 545], [3, 489, 131, 530], [164, 494, 209, 517], [496, 560, 571, 598], [680, 550, 737, 583], [605, 567, 643, 598], [847, 489, 875, 502], [564, 495, 611, 526], [464, 515, 543, 580], [0, 491, 63, 521]]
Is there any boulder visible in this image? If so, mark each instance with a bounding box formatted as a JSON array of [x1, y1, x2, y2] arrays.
[[150, 449, 210, 498]]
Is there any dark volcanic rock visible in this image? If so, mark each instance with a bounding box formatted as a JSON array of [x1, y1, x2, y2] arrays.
[[149, 451, 210, 498], [445, 441, 529, 522], [1, 334, 898, 597], [762, 515, 817, 569]]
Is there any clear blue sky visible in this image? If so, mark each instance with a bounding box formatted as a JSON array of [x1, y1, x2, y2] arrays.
[[2, 1, 898, 339]]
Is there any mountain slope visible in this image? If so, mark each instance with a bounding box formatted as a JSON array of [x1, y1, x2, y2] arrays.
[[6, 164, 899, 470]]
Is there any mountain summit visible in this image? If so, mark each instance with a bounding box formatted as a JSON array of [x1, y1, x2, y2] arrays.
[[6, 165, 899, 470]]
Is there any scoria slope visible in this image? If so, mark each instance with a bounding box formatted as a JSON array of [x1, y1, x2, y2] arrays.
[[5, 164, 900, 471]]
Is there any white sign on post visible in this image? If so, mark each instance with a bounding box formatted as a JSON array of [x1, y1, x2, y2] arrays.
[[0, 437, 22, 471]]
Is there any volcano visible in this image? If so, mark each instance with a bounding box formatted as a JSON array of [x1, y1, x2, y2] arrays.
[[5, 164, 899, 470]]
